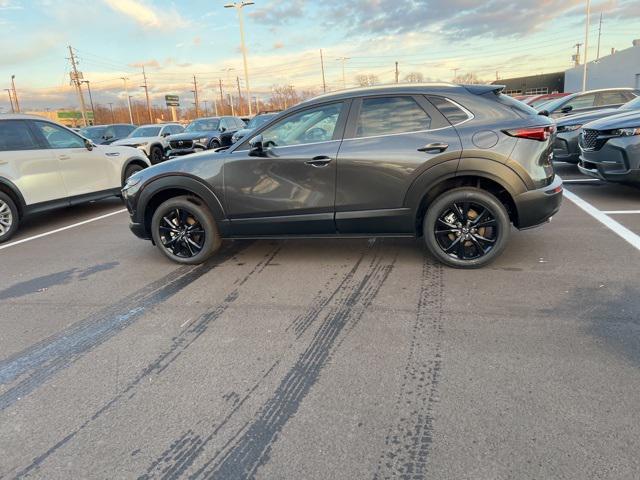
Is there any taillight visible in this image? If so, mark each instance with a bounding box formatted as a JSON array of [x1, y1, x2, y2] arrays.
[[503, 125, 556, 141]]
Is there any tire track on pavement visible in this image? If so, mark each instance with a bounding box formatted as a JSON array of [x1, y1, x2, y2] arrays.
[[188, 243, 398, 480], [373, 255, 444, 480], [11, 243, 281, 479]]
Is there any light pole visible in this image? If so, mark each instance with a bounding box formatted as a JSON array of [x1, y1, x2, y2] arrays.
[[224, 2, 254, 115], [11, 75, 19, 112], [121, 77, 134, 124], [582, 0, 591, 91], [336, 57, 350, 89], [4, 89, 14, 113], [108, 102, 115, 122], [82, 80, 96, 124]]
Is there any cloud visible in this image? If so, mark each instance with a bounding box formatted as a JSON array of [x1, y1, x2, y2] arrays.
[[102, 0, 188, 29], [273, 42, 285, 50], [129, 59, 160, 68], [248, 0, 305, 25]]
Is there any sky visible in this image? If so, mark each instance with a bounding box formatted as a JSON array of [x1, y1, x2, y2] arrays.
[[0, 0, 639, 112]]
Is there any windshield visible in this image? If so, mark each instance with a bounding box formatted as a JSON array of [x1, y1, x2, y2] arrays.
[[620, 96, 640, 110], [246, 114, 277, 129], [185, 119, 219, 132], [79, 126, 106, 141], [129, 126, 161, 138], [538, 94, 575, 113]]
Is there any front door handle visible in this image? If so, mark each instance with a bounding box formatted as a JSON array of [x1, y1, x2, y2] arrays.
[[305, 156, 332, 167], [58, 154, 71, 161], [418, 143, 448, 153]]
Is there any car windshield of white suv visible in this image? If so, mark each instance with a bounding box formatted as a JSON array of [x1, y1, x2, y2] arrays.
[[185, 120, 219, 132], [79, 126, 106, 141], [129, 126, 161, 138]]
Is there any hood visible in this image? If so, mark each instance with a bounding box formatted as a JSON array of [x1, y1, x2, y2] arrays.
[[584, 110, 640, 130], [168, 131, 217, 141], [132, 148, 226, 183], [556, 108, 620, 126], [112, 136, 158, 145], [95, 144, 145, 157]]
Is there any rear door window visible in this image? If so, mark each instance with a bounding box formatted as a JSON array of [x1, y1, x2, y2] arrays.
[[355, 96, 431, 137], [596, 91, 629, 106], [0, 120, 39, 151], [563, 93, 596, 110]]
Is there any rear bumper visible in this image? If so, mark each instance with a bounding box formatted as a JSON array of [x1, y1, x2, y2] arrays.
[[513, 175, 563, 229]]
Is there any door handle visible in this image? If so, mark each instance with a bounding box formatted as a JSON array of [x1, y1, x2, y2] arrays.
[[418, 143, 449, 153], [305, 156, 332, 167], [58, 154, 71, 161]]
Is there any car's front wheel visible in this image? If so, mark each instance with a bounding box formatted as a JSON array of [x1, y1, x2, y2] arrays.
[[423, 187, 510, 268], [149, 146, 164, 164], [208, 139, 221, 150], [151, 196, 221, 265], [0, 192, 19, 244]]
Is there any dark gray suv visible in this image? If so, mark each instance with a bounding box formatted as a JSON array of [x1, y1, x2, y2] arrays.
[[122, 84, 563, 268]]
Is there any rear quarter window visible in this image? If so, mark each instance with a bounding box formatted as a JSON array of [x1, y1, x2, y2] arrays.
[[493, 93, 539, 118], [427, 96, 471, 124]]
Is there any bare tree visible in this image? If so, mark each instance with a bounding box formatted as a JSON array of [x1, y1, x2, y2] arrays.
[[355, 74, 379, 87], [453, 72, 486, 85], [404, 72, 424, 83]]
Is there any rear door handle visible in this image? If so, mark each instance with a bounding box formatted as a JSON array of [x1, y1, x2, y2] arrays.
[[305, 156, 332, 167], [418, 143, 448, 153]]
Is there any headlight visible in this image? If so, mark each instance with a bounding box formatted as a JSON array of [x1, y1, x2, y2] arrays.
[[557, 124, 582, 133], [231, 134, 239, 143], [197, 137, 209, 144], [613, 127, 640, 137]]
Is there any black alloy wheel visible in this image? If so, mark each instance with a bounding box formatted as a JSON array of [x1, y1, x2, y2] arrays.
[[424, 188, 510, 268], [158, 208, 206, 258], [150, 146, 164, 164]]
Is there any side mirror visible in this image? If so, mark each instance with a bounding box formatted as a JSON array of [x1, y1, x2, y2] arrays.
[[220, 126, 226, 132], [162, 132, 171, 137], [84, 139, 94, 151], [249, 134, 264, 156], [538, 110, 549, 117], [561, 105, 573, 114]]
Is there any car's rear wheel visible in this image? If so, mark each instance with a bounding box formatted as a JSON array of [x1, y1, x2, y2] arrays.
[[423, 187, 510, 268], [151, 196, 221, 265], [0, 192, 19, 244], [150, 146, 164, 164]]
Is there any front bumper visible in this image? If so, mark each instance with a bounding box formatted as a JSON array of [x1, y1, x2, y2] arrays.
[[553, 131, 581, 164], [578, 136, 640, 184], [513, 174, 563, 229]]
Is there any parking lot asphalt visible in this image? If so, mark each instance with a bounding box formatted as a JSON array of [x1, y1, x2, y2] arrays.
[[1, 164, 639, 479]]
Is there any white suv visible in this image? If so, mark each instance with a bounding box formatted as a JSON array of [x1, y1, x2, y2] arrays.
[[0, 114, 150, 242], [112, 123, 184, 164]]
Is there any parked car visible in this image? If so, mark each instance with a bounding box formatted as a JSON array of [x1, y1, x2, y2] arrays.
[[523, 93, 570, 109], [537, 88, 639, 118], [123, 84, 562, 268], [0, 114, 150, 242], [231, 112, 280, 144], [577, 110, 640, 184], [79, 123, 136, 145], [165, 116, 245, 157], [554, 96, 640, 164], [112, 123, 184, 164]]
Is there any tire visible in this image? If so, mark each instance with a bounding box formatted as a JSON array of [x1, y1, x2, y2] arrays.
[[124, 163, 144, 182], [208, 139, 221, 150], [151, 196, 222, 265], [423, 187, 510, 269], [0, 191, 19, 244], [149, 145, 164, 164]]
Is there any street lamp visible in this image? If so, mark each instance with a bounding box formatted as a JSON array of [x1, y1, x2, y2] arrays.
[[81, 80, 96, 124], [224, 1, 254, 116], [121, 77, 134, 124]]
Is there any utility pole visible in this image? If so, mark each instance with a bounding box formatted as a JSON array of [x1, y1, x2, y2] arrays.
[[218, 79, 225, 115], [192, 75, 199, 118], [81, 80, 96, 124], [395, 61, 399, 84], [10, 75, 19, 113], [203, 100, 209, 116], [452, 68, 459, 82], [228, 93, 235, 116], [108, 102, 115, 122], [213, 98, 219, 116], [121, 77, 134, 124], [582, 0, 591, 91], [336, 57, 350, 89], [596, 11, 603, 61], [236, 76, 243, 116], [131, 96, 140, 124], [141, 66, 153, 123], [5, 89, 14, 113], [224, 2, 254, 115], [320, 49, 327, 93], [573, 43, 582, 67], [68, 46, 88, 126]]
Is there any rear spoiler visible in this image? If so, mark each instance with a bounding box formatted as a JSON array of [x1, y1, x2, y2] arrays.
[[463, 84, 505, 95]]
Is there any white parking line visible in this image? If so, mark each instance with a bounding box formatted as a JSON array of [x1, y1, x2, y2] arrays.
[[0, 208, 127, 251], [602, 210, 640, 214], [564, 189, 640, 252]]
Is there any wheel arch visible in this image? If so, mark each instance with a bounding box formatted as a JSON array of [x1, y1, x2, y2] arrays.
[[121, 157, 150, 186], [407, 157, 526, 235], [0, 177, 26, 218], [138, 175, 226, 237]]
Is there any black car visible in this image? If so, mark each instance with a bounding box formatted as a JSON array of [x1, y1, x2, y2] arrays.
[[538, 88, 639, 119], [165, 116, 245, 156], [554, 96, 640, 164], [231, 112, 281, 144], [122, 84, 563, 269], [78, 124, 136, 145], [578, 110, 640, 184]]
